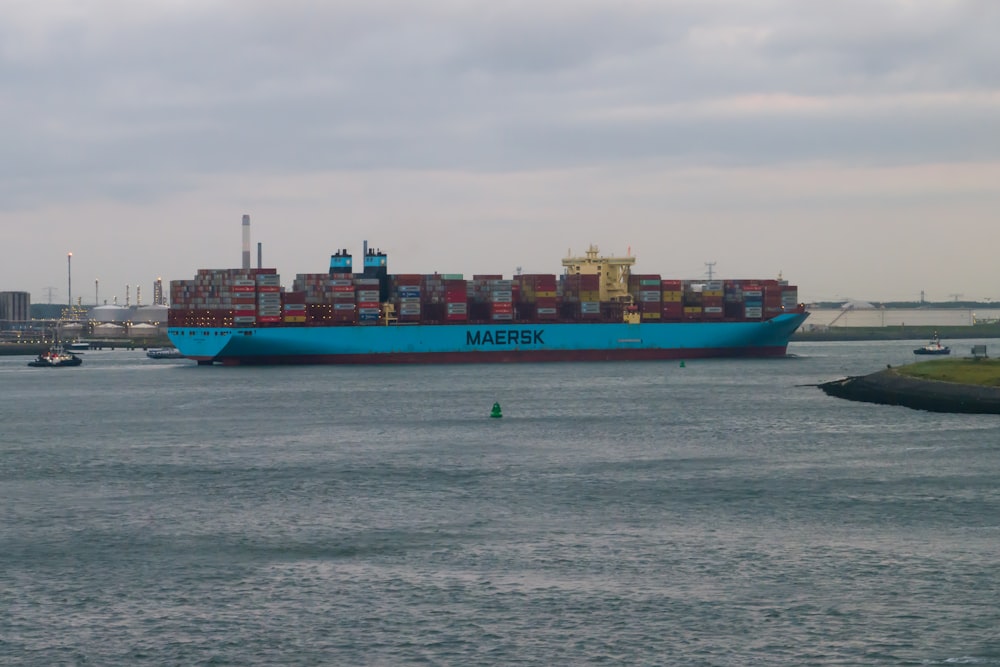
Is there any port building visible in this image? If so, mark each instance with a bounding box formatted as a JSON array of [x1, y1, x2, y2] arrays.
[[0, 291, 31, 323]]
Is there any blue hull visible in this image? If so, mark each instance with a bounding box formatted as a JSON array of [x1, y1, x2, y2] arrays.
[[168, 312, 808, 365]]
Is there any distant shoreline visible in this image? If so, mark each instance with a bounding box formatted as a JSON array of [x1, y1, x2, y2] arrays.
[[793, 324, 1000, 343]]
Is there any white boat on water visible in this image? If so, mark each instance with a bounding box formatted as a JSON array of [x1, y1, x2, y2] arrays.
[[146, 347, 185, 359]]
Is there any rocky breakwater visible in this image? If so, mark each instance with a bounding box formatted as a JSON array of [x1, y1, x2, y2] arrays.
[[820, 362, 1000, 414]]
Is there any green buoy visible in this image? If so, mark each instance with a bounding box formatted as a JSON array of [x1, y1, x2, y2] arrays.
[[680, 360, 686, 368], [490, 402, 503, 418]]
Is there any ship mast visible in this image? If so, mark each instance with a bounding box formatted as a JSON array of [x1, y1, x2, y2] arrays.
[[562, 244, 636, 303]]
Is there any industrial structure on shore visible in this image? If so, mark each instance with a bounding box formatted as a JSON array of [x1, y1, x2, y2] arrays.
[[0, 280, 170, 344]]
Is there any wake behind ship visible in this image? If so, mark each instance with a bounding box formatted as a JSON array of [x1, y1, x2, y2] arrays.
[[168, 243, 808, 365]]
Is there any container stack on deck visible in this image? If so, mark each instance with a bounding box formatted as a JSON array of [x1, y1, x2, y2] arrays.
[[169, 252, 803, 329]]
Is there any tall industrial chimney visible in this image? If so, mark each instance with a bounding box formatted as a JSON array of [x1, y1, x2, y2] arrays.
[[242, 214, 251, 270], [257, 242, 262, 269]]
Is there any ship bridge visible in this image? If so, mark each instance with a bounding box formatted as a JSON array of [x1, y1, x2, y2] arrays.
[[562, 245, 635, 303]]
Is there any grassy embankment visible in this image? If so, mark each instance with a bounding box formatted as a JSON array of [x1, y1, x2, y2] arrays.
[[896, 359, 1000, 387]]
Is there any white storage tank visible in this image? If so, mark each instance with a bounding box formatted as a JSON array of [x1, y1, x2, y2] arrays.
[[92, 322, 127, 338], [91, 304, 129, 323], [134, 304, 169, 324], [130, 323, 160, 338]]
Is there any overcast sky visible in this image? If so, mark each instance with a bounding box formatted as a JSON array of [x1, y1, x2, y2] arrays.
[[3, 0, 999, 305]]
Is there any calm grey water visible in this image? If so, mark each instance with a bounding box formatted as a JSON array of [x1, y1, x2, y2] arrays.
[[3, 340, 1000, 666]]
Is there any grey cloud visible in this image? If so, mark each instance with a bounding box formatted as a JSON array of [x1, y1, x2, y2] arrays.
[[2, 1, 999, 211]]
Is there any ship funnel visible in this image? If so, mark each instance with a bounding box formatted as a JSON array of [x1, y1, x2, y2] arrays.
[[242, 214, 251, 270]]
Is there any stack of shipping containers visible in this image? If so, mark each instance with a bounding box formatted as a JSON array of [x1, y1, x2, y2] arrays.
[[392, 275, 422, 323], [256, 271, 281, 324], [491, 279, 514, 321], [630, 274, 662, 321], [444, 278, 467, 322], [560, 274, 601, 320], [170, 249, 802, 330], [781, 284, 799, 314], [169, 268, 277, 328], [682, 281, 703, 321], [232, 277, 256, 327], [702, 280, 724, 320], [517, 274, 558, 321], [283, 288, 306, 323], [355, 277, 380, 325], [743, 284, 763, 320], [661, 280, 683, 321], [723, 281, 745, 320]]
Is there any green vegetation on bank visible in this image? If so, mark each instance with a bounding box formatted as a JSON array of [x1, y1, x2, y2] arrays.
[[896, 359, 1000, 387]]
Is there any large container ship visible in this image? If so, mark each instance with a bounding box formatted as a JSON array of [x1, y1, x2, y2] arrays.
[[167, 243, 808, 365]]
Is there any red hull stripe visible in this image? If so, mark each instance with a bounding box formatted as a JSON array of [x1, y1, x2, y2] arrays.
[[201, 346, 790, 366]]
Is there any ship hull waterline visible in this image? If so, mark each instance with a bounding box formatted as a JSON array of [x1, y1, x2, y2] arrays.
[[168, 312, 808, 366]]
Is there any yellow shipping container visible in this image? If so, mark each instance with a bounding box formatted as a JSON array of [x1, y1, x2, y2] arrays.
[[641, 312, 661, 320], [702, 290, 723, 298], [284, 315, 307, 323], [662, 291, 683, 302], [683, 307, 703, 314]]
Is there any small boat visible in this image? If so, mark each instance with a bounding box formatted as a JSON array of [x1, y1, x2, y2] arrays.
[[27, 345, 83, 367], [913, 335, 950, 356], [146, 347, 185, 359], [64, 341, 90, 352]]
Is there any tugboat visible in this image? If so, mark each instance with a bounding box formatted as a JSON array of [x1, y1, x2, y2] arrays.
[[913, 334, 950, 356], [27, 344, 83, 367]]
